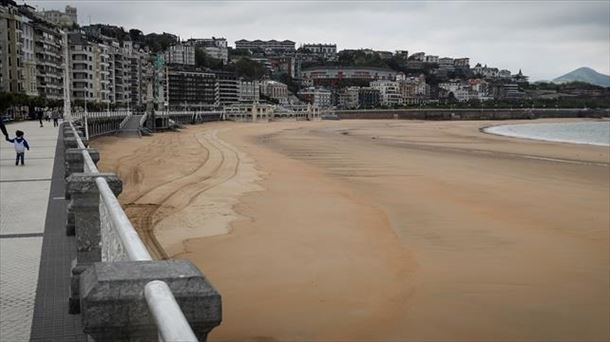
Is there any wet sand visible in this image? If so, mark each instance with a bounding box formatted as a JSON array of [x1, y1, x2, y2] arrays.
[[93, 119, 610, 341]]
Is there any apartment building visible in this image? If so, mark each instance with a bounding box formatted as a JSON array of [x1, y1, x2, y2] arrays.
[[164, 65, 218, 110], [215, 71, 240, 105], [41, 5, 77, 28], [336, 86, 359, 109], [164, 43, 195, 66], [0, 3, 26, 94], [297, 87, 332, 108], [301, 43, 337, 60], [187, 37, 228, 64], [370, 80, 403, 106], [358, 87, 380, 109], [260, 80, 288, 102], [399, 75, 429, 104], [239, 80, 259, 103]]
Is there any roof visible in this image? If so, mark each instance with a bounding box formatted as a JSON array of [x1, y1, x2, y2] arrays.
[[301, 65, 397, 73]]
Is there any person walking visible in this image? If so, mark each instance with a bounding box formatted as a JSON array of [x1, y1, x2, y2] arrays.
[[37, 109, 44, 127], [0, 116, 8, 140], [6, 130, 30, 166], [52, 110, 60, 127]]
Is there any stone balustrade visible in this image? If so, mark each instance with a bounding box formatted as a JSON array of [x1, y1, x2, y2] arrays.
[[62, 122, 222, 341]]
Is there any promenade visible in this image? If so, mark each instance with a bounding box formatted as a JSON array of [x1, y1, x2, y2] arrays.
[[0, 120, 85, 341]]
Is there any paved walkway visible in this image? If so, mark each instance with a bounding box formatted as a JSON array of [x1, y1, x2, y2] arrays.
[[0, 120, 85, 341]]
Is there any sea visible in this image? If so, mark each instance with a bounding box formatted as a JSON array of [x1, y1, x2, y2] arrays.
[[485, 121, 610, 147]]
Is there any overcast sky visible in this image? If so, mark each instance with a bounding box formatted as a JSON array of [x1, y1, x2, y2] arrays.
[[23, 0, 610, 81]]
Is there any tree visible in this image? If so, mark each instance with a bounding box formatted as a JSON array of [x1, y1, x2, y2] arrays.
[[224, 58, 266, 80]]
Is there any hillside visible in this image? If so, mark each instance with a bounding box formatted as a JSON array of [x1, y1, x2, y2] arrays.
[[553, 67, 610, 87]]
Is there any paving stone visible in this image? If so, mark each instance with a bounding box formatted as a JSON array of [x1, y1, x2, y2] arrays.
[[0, 237, 43, 342]]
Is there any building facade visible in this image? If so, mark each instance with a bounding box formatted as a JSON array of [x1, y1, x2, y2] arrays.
[[164, 43, 195, 66], [239, 80, 259, 103], [164, 66, 218, 110], [235, 39, 295, 53], [301, 66, 398, 86], [187, 37, 228, 64], [41, 5, 77, 28], [301, 43, 337, 60], [297, 87, 332, 108], [260, 80, 288, 102], [370, 80, 402, 107]]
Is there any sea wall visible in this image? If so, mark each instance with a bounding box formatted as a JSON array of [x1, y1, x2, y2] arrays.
[[336, 108, 610, 121]]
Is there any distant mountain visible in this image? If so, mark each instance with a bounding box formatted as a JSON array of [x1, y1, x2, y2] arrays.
[[553, 67, 610, 87]]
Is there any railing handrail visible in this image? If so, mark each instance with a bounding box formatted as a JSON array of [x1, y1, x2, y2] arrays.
[[118, 111, 133, 129], [145, 281, 198, 342], [95, 177, 152, 261], [69, 120, 197, 340], [139, 112, 148, 127]]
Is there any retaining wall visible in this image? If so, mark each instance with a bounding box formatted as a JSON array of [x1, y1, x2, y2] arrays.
[[335, 108, 610, 121]]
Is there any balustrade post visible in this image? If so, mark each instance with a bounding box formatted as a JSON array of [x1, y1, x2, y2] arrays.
[[66, 172, 122, 314], [80, 260, 222, 341]]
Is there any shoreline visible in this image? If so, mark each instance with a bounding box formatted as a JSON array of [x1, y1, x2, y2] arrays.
[[482, 119, 610, 147], [92, 118, 609, 341]]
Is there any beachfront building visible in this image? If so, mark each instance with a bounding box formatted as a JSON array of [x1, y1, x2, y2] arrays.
[[370, 80, 403, 107], [399, 75, 429, 104], [31, 9, 65, 100], [297, 87, 332, 108], [164, 43, 195, 66], [438, 80, 471, 101], [358, 87, 380, 109], [215, 71, 240, 105], [235, 39, 296, 54], [260, 79, 288, 103], [69, 32, 107, 105], [164, 65, 219, 110], [0, 2, 24, 94], [239, 80, 260, 103], [336, 86, 360, 109]]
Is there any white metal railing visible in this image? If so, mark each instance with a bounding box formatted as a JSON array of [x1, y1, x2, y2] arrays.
[[119, 111, 133, 130], [139, 112, 148, 127], [69, 121, 197, 341], [145, 281, 198, 342]]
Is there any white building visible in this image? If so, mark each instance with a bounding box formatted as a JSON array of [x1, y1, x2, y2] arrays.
[[239, 80, 260, 103], [41, 5, 77, 28], [399, 75, 429, 104], [370, 80, 403, 106], [424, 55, 439, 63], [302, 43, 337, 60], [260, 80, 288, 102], [187, 37, 228, 64], [297, 87, 332, 108], [164, 43, 195, 66], [336, 86, 360, 109]]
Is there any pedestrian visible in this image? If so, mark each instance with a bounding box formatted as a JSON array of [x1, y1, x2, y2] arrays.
[[0, 116, 8, 140], [51, 110, 60, 127], [37, 109, 43, 127], [6, 130, 30, 166]]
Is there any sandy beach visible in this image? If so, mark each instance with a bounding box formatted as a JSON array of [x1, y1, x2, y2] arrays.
[[93, 119, 609, 341]]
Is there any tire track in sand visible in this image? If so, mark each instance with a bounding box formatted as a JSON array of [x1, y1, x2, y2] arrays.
[[124, 129, 240, 259]]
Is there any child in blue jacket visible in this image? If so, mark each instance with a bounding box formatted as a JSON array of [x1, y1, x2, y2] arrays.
[[6, 130, 30, 166]]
